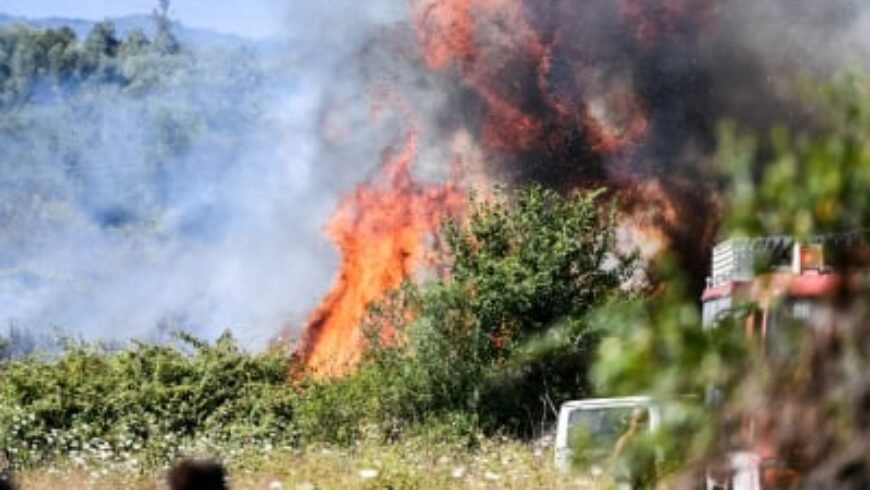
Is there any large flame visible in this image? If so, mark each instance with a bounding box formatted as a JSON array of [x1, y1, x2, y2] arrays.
[[294, 0, 808, 376], [297, 128, 464, 377]]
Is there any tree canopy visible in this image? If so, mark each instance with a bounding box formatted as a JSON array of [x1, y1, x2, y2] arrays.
[[0, 16, 181, 108]]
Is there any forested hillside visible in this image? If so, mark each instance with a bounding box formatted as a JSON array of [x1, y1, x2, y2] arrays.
[[0, 12, 256, 50], [0, 9, 329, 350]]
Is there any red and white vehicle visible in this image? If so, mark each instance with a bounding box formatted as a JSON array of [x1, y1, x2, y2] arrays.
[[701, 234, 865, 489], [556, 235, 864, 488], [702, 236, 843, 341]]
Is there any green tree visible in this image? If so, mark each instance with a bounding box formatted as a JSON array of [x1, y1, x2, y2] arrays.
[[83, 21, 120, 59], [77, 21, 122, 85], [119, 28, 151, 58], [0, 337, 8, 364], [153, 0, 180, 55], [44, 27, 79, 82], [6, 27, 42, 99]]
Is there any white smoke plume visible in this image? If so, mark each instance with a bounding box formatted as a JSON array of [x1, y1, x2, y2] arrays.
[[0, 2, 409, 349]]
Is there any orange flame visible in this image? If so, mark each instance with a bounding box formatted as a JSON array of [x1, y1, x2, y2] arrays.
[[296, 128, 464, 377], [296, 0, 725, 376]]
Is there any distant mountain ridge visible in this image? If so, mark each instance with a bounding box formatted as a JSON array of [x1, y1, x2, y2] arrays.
[[0, 12, 265, 50]]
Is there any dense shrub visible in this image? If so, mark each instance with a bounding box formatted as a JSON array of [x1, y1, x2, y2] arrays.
[[0, 333, 295, 469]]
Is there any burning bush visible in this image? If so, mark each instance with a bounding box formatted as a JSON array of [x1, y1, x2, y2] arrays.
[[296, 0, 868, 379], [294, 185, 634, 440]]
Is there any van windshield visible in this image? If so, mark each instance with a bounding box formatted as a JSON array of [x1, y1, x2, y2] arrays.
[[568, 406, 650, 467]]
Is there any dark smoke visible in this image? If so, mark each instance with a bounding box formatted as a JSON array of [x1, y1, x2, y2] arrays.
[[391, 0, 870, 291]]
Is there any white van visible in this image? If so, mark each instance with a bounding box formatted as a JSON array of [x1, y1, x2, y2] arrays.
[[554, 396, 660, 473]]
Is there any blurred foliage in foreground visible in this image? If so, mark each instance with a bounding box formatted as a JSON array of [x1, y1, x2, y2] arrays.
[[589, 76, 870, 486]]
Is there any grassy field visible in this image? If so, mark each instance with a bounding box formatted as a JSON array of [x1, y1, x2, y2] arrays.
[[15, 439, 578, 489]]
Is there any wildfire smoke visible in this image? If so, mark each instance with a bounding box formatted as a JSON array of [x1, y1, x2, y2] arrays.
[[294, 0, 867, 375]]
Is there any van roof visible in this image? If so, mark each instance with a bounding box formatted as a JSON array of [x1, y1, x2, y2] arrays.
[[559, 396, 654, 410]]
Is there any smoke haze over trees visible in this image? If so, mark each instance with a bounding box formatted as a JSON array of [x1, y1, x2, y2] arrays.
[[0, 10, 341, 348]]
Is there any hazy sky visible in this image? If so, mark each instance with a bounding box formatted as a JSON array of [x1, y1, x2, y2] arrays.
[[0, 0, 284, 39]]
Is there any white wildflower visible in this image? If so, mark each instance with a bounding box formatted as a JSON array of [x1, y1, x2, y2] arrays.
[[358, 468, 379, 480]]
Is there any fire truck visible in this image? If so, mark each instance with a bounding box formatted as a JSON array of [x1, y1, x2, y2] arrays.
[[556, 233, 866, 488], [701, 236, 846, 342], [700, 234, 868, 489], [700, 237, 827, 489]]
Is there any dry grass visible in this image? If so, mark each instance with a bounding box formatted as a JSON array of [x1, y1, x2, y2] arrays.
[[15, 438, 579, 489]]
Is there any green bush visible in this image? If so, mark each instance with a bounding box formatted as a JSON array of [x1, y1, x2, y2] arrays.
[[0, 333, 295, 469]]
